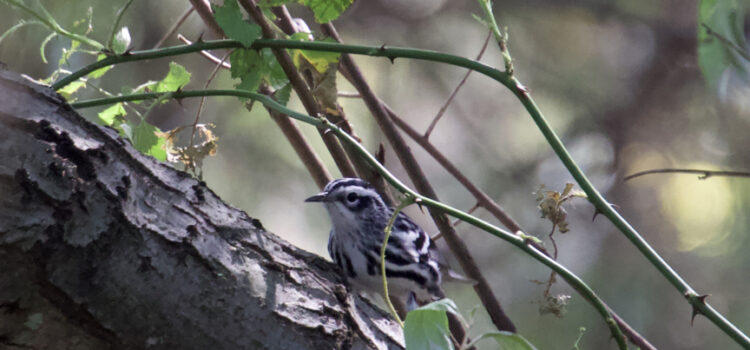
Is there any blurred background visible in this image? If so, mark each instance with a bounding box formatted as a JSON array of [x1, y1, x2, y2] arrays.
[[1, 0, 749, 348]]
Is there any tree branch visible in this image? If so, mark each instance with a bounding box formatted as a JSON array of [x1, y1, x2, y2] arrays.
[[0, 68, 403, 349]]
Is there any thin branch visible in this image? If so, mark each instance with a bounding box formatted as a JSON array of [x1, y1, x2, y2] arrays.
[[237, 0, 357, 179], [175, 32, 330, 189], [152, 6, 194, 49], [186, 0, 337, 188], [386, 105, 526, 235], [701, 23, 750, 62], [186, 0, 224, 38], [176, 34, 231, 68], [270, 7, 394, 204], [188, 51, 230, 151], [423, 30, 491, 139], [625, 168, 750, 181]]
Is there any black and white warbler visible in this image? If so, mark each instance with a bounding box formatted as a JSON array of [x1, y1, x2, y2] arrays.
[[305, 178, 442, 307]]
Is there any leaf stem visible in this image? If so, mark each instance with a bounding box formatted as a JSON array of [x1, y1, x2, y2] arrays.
[[381, 196, 415, 328]]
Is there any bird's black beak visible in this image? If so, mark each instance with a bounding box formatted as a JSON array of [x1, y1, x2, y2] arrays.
[[304, 192, 329, 203]]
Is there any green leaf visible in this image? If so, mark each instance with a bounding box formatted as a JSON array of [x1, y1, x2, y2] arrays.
[[97, 103, 126, 126], [230, 48, 288, 92], [112, 26, 131, 55], [154, 62, 191, 93], [470, 331, 537, 350], [299, 0, 354, 23], [230, 49, 264, 92], [59, 40, 81, 67], [212, 0, 262, 47], [403, 299, 457, 350], [88, 54, 112, 79], [132, 121, 167, 161], [697, 0, 749, 91], [291, 36, 341, 73], [58, 81, 86, 100], [273, 83, 292, 106]]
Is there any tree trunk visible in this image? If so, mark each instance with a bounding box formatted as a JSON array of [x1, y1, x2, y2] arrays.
[[0, 68, 404, 350]]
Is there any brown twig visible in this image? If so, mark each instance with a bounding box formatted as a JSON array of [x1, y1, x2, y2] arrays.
[[423, 30, 491, 139], [384, 105, 527, 234], [189, 51, 230, 150], [177, 34, 231, 68], [321, 22, 517, 334], [185, 1, 331, 188], [269, 6, 393, 204], [186, 0, 224, 37], [260, 85, 332, 188], [152, 6, 194, 49], [624, 168, 750, 181], [701, 23, 750, 62], [237, 0, 358, 179]]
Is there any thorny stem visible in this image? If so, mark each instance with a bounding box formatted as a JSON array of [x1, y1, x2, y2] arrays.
[[58, 33, 750, 349], [477, 0, 512, 75], [70, 89, 625, 346], [381, 196, 416, 328], [152, 6, 194, 49]]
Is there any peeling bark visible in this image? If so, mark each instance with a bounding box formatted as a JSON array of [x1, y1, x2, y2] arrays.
[[0, 69, 404, 350]]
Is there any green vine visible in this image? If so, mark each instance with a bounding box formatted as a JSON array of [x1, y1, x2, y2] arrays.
[[70, 89, 627, 347], [57, 24, 750, 350]]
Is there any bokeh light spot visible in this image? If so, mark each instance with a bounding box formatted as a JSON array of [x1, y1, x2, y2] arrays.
[[659, 164, 735, 254]]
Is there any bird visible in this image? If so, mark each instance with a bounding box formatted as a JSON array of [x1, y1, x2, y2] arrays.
[[305, 178, 442, 308]]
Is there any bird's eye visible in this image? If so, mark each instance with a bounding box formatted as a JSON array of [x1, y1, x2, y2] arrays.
[[346, 192, 358, 203]]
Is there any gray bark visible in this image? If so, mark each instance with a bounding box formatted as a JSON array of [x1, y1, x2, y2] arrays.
[[0, 68, 404, 350]]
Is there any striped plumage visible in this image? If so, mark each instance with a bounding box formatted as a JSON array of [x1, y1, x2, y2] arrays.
[[305, 178, 441, 305]]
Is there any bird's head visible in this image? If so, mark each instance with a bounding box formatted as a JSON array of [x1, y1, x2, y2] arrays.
[[305, 178, 389, 231]]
